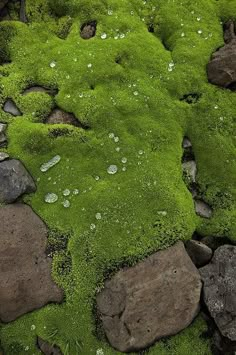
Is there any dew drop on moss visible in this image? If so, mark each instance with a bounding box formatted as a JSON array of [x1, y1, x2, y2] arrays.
[[45, 193, 58, 204], [107, 165, 118, 174], [40, 155, 61, 172]]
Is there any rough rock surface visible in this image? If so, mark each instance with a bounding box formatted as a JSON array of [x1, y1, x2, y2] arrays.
[[0, 159, 36, 203], [185, 240, 213, 267], [37, 337, 62, 355], [97, 241, 202, 352], [0, 123, 7, 147], [207, 20, 236, 90], [46, 108, 80, 126], [0, 0, 8, 12], [3, 99, 22, 116], [200, 245, 236, 342], [0, 204, 64, 322], [80, 21, 97, 39], [195, 199, 212, 218]]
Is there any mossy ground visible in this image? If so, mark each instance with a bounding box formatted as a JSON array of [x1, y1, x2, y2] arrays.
[[0, 0, 236, 353]]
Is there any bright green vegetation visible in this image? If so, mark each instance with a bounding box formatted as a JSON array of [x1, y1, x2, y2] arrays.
[[1, 0, 236, 353]]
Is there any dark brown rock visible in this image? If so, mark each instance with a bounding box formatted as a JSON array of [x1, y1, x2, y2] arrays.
[[97, 241, 202, 352], [0, 204, 63, 322], [185, 240, 213, 267], [46, 108, 79, 126], [200, 245, 236, 342], [37, 337, 62, 355], [80, 21, 97, 39], [0, 0, 8, 12], [207, 20, 236, 90], [0, 159, 36, 203]]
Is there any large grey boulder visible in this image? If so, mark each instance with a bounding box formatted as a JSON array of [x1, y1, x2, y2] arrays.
[[96, 241, 202, 352], [0, 204, 64, 322], [0, 159, 36, 203], [200, 245, 236, 342]]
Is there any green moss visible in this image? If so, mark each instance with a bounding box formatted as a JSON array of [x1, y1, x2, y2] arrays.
[[0, 0, 235, 353]]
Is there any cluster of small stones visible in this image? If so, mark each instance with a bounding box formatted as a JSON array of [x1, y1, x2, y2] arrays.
[[182, 137, 213, 219]]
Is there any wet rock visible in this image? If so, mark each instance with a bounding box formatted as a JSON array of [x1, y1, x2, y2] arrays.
[[200, 245, 236, 343], [0, 152, 9, 161], [3, 99, 22, 116], [185, 240, 213, 267], [80, 20, 97, 39], [96, 241, 201, 352], [0, 204, 64, 322], [207, 20, 236, 90], [195, 200, 212, 218], [182, 160, 197, 183], [46, 108, 80, 126], [0, 159, 36, 203], [23, 86, 57, 96], [37, 337, 62, 355]]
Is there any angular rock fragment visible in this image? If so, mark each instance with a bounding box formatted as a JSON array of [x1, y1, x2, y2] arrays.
[[0, 152, 9, 161], [185, 240, 213, 267], [182, 136, 192, 149], [195, 200, 212, 219], [207, 20, 236, 90], [97, 241, 201, 352], [0, 159, 36, 203], [80, 21, 97, 39], [37, 337, 62, 355], [200, 245, 236, 342], [3, 99, 22, 116], [0, 204, 64, 322], [182, 160, 197, 183]]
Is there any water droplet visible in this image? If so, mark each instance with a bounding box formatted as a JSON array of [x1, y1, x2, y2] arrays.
[[139, 150, 144, 155], [88, 63, 92, 68], [45, 193, 58, 204], [95, 176, 100, 181], [90, 223, 96, 230], [157, 210, 167, 216], [49, 61, 56, 68], [63, 200, 70, 208], [31, 325, 36, 331], [122, 167, 127, 171], [95, 212, 102, 220], [101, 33, 107, 39], [40, 155, 61, 172], [214, 105, 219, 109], [116, 147, 120, 152], [109, 132, 115, 138], [120, 33, 125, 39], [121, 157, 127, 163], [197, 17, 201, 21], [133, 91, 139, 96], [74, 58, 78, 62], [197, 30, 202, 34], [181, 32, 185, 37], [114, 136, 119, 143], [108, 9, 113, 15], [107, 165, 118, 175], [73, 189, 79, 195], [63, 189, 70, 196]]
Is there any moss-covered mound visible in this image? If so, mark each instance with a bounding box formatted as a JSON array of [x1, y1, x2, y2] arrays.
[[0, 0, 236, 354]]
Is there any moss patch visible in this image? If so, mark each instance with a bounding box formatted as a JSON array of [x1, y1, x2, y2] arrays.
[[0, 0, 235, 353]]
